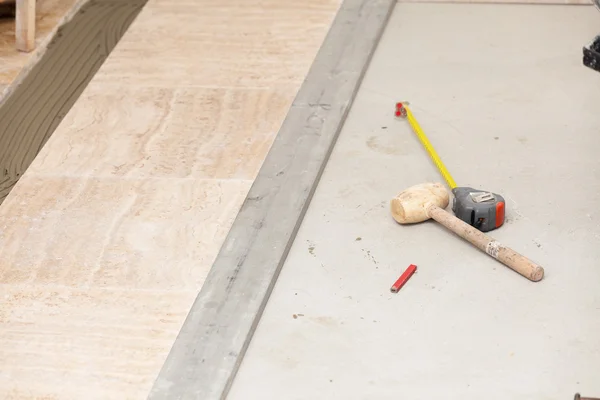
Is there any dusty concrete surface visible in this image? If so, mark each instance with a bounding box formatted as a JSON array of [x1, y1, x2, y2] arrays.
[[0, 0, 147, 202], [228, 3, 600, 399]]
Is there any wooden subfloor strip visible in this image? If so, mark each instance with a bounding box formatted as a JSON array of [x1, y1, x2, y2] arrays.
[[0, 0, 147, 203], [147, 0, 396, 399]]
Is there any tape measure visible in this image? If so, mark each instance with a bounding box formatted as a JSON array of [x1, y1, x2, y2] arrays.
[[395, 102, 505, 232]]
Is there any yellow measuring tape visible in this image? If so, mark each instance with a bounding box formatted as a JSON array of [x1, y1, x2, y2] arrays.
[[398, 103, 457, 189]]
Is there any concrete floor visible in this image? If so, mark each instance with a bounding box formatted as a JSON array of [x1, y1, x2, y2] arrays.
[[228, 3, 600, 399]]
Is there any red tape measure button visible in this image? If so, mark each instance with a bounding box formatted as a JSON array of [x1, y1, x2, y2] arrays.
[[495, 201, 505, 228]]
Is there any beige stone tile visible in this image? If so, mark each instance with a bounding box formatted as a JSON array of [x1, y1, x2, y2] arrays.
[[27, 85, 177, 177], [0, 175, 251, 290], [29, 85, 295, 180], [93, 0, 341, 87], [0, 285, 195, 399]]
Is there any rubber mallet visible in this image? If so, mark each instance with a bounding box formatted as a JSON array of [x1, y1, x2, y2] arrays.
[[390, 182, 544, 282]]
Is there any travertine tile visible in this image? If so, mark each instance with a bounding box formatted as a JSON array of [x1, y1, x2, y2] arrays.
[[27, 86, 177, 178], [0, 286, 195, 399], [0, 175, 251, 290], [93, 0, 341, 87], [28, 85, 295, 180]]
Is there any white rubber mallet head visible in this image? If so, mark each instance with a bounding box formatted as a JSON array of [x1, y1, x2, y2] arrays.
[[390, 182, 449, 224]]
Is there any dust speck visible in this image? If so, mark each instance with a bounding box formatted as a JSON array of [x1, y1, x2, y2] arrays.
[[355, 237, 362, 241], [293, 314, 298, 319], [494, 136, 499, 140], [362, 248, 378, 264]]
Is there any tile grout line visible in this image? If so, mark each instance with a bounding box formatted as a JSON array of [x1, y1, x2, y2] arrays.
[[0, 282, 202, 293], [81, 83, 305, 90], [17, 175, 255, 184]]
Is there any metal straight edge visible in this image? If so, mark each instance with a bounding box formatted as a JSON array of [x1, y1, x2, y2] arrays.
[[147, 0, 396, 399]]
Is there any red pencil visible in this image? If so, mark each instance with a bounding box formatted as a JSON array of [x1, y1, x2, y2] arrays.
[[390, 264, 417, 293]]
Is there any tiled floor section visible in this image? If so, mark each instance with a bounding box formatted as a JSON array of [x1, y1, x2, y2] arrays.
[[0, 0, 81, 97], [0, 0, 341, 398], [28, 86, 294, 180]]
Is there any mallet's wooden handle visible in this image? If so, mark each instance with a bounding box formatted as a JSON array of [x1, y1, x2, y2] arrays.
[[427, 205, 544, 282]]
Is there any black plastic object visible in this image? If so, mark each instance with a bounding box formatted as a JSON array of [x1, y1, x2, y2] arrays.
[[583, 35, 600, 73]]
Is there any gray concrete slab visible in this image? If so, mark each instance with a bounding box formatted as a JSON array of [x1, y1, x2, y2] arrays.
[[148, 1, 395, 399], [228, 3, 600, 399]]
